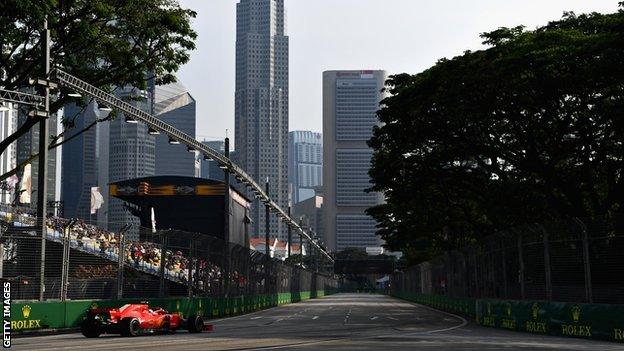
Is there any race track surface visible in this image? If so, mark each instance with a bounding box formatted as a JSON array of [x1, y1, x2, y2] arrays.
[[12, 293, 624, 350]]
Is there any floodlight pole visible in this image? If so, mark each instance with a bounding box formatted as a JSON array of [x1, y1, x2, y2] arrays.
[[37, 18, 51, 301]]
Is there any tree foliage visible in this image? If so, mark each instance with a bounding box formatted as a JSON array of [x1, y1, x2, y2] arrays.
[[0, 0, 197, 180], [368, 6, 624, 263]]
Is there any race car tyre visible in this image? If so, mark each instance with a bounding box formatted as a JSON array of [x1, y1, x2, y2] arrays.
[[120, 317, 141, 337], [80, 319, 102, 338], [187, 315, 204, 333], [161, 318, 176, 334]]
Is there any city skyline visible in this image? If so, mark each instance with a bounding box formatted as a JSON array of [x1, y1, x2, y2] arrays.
[[177, 0, 617, 145]]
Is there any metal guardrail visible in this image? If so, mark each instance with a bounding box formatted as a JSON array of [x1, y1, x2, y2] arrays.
[[49, 68, 333, 262]]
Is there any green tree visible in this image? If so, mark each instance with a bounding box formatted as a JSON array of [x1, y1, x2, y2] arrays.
[[368, 5, 624, 264], [0, 0, 197, 182]]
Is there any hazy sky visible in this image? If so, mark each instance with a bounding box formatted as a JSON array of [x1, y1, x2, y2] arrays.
[[177, 0, 619, 145]]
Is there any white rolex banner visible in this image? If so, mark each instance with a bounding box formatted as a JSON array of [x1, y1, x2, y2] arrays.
[[90, 186, 104, 214], [19, 164, 31, 204]]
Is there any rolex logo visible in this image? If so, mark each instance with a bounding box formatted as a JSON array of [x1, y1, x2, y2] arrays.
[[532, 303, 539, 320], [571, 306, 581, 322], [22, 305, 31, 319], [506, 304, 512, 317]]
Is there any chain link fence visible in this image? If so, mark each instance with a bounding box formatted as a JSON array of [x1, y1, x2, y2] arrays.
[[392, 217, 624, 304], [0, 204, 337, 301]]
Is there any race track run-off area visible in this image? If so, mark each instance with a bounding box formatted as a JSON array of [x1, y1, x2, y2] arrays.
[[13, 294, 624, 350]]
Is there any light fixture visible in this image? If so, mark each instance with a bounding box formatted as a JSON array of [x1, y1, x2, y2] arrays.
[[124, 115, 138, 123], [187, 146, 195, 153], [67, 92, 82, 98], [168, 137, 180, 145], [148, 127, 160, 135], [203, 155, 211, 161], [99, 104, 113, 112], [0, 103, 9, 112], [219, 163, 229, 170]]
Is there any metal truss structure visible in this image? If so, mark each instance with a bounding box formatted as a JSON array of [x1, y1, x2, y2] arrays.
[[0, 89, 44, 108]]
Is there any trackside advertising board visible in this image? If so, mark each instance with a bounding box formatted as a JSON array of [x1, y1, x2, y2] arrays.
[[475, 299, 624, 343], [393, 292, 624, 343]]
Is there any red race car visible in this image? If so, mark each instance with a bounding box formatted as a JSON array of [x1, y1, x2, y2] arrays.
[[80, 303, 210, 337]]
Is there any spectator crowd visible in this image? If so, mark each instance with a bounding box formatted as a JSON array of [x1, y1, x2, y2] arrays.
[[0, 204, 238, 292]]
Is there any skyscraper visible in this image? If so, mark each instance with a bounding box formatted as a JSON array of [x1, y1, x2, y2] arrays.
[[235, 0, 289, 239], [61, 101, 101, 220], [107, 85, 155, 239], [154, 82, 196, 177], [200, 140, 225, 181], [323, 70, 387, 252], [288, 131, 322, 204]]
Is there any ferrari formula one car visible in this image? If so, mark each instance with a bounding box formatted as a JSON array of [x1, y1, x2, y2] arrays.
[[80, 303, 209, 337]]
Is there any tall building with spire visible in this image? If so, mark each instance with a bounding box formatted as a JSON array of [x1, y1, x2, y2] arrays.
[[235, 0, 289, 240]]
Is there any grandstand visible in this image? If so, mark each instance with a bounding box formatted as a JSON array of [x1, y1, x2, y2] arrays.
[[0, 205, 225, 299]]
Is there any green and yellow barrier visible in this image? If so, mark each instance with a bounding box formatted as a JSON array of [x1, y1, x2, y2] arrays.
[[392, 291, 624, 344], [10, 289, 336, 332]]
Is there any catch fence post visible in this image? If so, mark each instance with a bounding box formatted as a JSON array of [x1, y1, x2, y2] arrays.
[[117, 224, 130, 300], [538, 224, 553, 301], [188, 239, 194, 298], [517, 232, 525, 299], [500, 237, 508, 299], [575, 218, 593, 303], [159, 231, 168, 298], [60, 225, 69, 301]]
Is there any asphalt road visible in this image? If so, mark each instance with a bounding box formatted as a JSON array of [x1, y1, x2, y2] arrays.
[[12, 293, 624, 350]]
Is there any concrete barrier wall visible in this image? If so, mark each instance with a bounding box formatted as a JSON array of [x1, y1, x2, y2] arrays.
[[10, 289, 337, 332], [392, 292, 624, 343]]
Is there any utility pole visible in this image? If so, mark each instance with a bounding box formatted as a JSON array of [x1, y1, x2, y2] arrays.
[[37, 18, 51, 301], [223, 136, 230, 297]]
